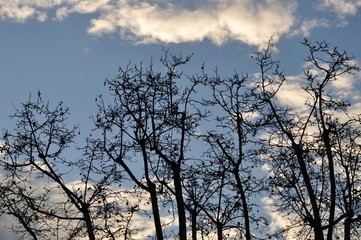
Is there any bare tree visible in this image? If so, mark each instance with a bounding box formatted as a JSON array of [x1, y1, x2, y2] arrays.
[[0, 93, 136, 240], [253, 38, 361, 239], [93, 50, 207, 239], [195, 70, 267, 240], [2, 38, 361, 240]]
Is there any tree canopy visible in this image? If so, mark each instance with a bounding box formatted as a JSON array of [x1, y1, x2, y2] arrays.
[[1, 39, 361, 239]]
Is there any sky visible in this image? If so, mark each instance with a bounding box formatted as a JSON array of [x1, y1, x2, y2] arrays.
[[1, 0, 361, 133], [1, 0, 361, 238]]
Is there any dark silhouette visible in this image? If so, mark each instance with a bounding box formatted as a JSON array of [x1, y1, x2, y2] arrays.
[[1, 39, 361, 239]]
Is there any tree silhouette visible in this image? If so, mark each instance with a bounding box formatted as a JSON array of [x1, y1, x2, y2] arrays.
[[0, 93, 137, 239], [1, 39, 361, 239], [93, 50, 208, 239], [199, 70, 267, 239], [254, 39, 361, 239]]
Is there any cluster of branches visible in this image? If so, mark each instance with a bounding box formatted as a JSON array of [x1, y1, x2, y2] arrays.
[[1, 39, 361, 239]]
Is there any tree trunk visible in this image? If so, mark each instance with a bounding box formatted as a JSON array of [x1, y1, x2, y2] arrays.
[[173, 165, 187, 240], [322, 130, 336, 240], [149, 182, 164, 240], [216, 222, 223, 240], [191, 209, 197, 240], [140, 140, 164, 240], [235, 113, 251, 240], [294, 144, 324, 240], [234, 169, 251, 240], [344, 218, 351, 240], [82, 207, 96, 240]]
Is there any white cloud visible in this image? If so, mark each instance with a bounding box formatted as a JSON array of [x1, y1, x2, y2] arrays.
[[0, 0, 106, 23], [0, 0, 297, 48], [72, 0, 111, 14], [36, 11, 47, 22], [262, 196, 304, 239], [88, 18, 116, 35], [3, 0, 360, 47], [0, 3, 36, 22], [0, 0, 61, 22], [265, 58, 361, 113], [87, 0, 297, 48], [318, 0, 361, 24], [0, 175, 157, 239], [319, 0, 361, 16], [290, 18, 330, 37], [55, 6, 70, 21], [275, 75, 310, 110]]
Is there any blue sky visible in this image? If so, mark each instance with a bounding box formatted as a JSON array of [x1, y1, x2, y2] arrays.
[[1, 0, 361, 134], [1, 1, 361, 238]]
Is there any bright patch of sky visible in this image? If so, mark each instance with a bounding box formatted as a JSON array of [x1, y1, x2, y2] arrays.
[[1, 0, 361, 237]]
